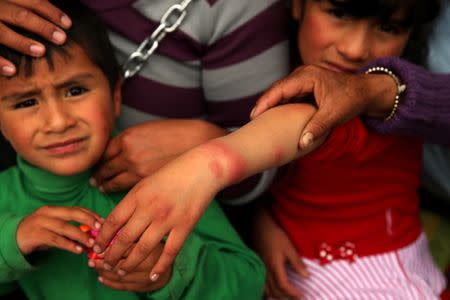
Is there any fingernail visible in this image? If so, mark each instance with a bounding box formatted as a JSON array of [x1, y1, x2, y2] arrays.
[[88, 238, 95, 246], [1, 65, 15, 76], [150, 273, 159, 282], [75, 245, 83, 253], [89, 177, 97, 187], [88, 260, 95, 268], [52, 30, 66, 44], [301, 132, 314, 149], [98, 186, 105, 193], [93, 245, 101, 253], [118, 269, 126, 276], [98, 276, 104, 283], [250, 108, 256, 118], [94, 221, 101, 230], [29, 44, 45, 56], [103, 263, 112, 271], [61, 15, 72, 28]]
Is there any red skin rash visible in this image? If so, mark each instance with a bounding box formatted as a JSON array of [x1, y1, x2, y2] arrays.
[[202, 141, 247, 185]]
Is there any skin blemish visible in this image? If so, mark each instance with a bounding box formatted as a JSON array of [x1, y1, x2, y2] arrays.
[[202, 141, 247, 185]]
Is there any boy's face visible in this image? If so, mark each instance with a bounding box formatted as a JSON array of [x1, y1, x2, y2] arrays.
[[293, 0, 411, 72], [0, 45, 121, 176]]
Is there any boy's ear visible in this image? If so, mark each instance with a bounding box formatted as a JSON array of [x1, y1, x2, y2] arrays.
[[113, 77, 123, 119], [292, 0, 302, 20]]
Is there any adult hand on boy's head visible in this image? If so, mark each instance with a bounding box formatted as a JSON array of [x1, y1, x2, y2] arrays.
[[250, 64, 397, 150], [0, 0, 71, 76], [91, 119, 225, 193], [90, 242, 171, 292]]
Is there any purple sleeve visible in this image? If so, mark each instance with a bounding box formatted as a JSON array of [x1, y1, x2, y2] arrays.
[[360, 57, 450, 145]]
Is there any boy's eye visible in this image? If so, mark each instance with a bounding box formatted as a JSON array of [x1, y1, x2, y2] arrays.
[[14, 99, 38, 109], [66, 86, 87, 97]]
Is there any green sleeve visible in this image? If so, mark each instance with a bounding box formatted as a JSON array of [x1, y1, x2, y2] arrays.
[[0, 213, 36, 284], [144, 201, 265, 300]]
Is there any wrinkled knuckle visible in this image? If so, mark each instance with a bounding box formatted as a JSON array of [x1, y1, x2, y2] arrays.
[[13, 8, 29, 23], [104, 213, 121, 227], [135, 241, 153, 255], [162, 245, 181, 259], [115, 230, 133, 245]]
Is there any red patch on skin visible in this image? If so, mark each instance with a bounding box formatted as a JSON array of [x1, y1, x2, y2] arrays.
[[271, 147, 285, 165], [202, 141, 247, 184]]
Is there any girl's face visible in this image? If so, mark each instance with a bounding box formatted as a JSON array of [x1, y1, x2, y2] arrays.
[[294, 0, 411, 72]]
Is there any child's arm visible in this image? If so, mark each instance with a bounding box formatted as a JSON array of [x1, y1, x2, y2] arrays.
[[95, 103, 325, 280]]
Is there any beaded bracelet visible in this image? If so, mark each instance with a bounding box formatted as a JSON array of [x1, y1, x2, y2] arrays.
[[365, 66, 406, 121]]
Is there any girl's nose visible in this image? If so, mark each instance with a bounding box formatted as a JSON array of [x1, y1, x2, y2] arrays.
[[336, 24, 371, 62]]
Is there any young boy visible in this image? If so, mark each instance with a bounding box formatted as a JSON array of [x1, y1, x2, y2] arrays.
[[0, 2, 265, 300]]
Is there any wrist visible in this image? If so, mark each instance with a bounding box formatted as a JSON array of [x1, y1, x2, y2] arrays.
[[363, 74, 398, 118]]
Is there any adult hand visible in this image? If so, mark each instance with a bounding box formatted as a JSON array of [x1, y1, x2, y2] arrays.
[[16, 206, 103, 255], [0, 0, 71, 76], [250, 65, 396, 149], [253, 206, 307, 300], [91, 119, 226, 193], [90, 242, 171, 292]]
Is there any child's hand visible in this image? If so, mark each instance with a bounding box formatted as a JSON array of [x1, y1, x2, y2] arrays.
[[16, 206, 103, 255], [253, 206, 308, 299], [90, 242, 171, 292]]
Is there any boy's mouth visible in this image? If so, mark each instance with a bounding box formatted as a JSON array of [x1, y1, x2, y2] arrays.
[[43, 138, 87, 155]]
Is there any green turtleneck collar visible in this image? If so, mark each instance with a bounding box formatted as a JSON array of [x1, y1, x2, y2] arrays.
[[17, 156, 92, 203]]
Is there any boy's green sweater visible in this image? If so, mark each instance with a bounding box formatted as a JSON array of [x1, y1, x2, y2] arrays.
[[0, 157, 265, 300]]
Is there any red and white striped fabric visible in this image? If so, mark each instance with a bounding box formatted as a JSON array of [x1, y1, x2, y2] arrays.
[[270, 233, 446, 300]]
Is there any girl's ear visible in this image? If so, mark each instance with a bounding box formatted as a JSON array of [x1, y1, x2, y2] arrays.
[[113, 77, 123, 119], [292, 0, 302, 20]]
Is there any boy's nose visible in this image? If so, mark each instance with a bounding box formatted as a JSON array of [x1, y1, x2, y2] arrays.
[[336, 25, 370, 62], [41, 102, 76, 133]]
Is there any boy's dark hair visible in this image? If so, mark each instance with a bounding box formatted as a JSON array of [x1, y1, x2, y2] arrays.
[[291, 0, 442, 66], [0, 0, 120, 89]]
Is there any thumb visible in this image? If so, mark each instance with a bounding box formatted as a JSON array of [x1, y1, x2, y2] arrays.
[[299, 108, 336, 150]]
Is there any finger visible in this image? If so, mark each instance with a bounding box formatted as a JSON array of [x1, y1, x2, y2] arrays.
[[98, 172, 141, 194], [98, 135, 123, 163], [114, 220, 170, 275], [287, 253, 309, 277], [100, 210, 152, 270], [93, 196, 135, 254], [43, 230, 85, 254], [251, 73, 313, 119], [12, 0, 72, 28], [273, 259, 301, 299], [299, 108, 335, 150], [92, 154, 127, 186], [77, 207, 104, 223], [0, 2, 67, 46], [44, 218, 95, 248], [39, 206, 102, 231], [148, 226, 192, 280], [98, 276, 147, 292], [0, 22, 45, 57], [267, 275, 283, 299], [0, 56, 16, 76]]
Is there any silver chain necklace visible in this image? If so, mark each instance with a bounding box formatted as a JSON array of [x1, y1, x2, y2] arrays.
[[122, 0, 196, 79]]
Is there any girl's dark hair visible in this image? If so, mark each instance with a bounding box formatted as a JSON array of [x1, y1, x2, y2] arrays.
[[291, 0, 442, 66], [0, 0, 120, 89]]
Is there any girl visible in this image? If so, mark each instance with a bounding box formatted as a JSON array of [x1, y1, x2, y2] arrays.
[[252, 0, 446, 299]]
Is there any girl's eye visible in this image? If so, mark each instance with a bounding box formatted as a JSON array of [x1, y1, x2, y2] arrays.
[[66, 86, 87, 97], [379, 23, 401, 35], [327, 7, 347, 19], [14, 99, 38, 109]]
